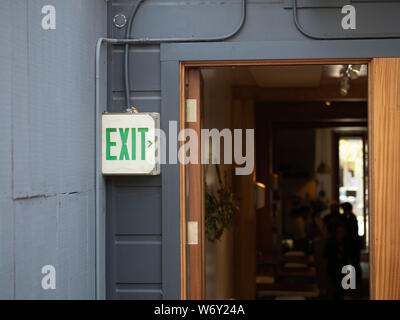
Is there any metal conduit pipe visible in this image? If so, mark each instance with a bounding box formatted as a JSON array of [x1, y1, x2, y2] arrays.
[[292, 0, 400, 40], [95, 0, 247, 299]]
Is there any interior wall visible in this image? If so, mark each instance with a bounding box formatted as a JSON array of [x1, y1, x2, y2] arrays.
[[202, 69, 258, 299], [255, 116, 275, 254], [274, 128, 316, 236], [256, 101, 367, 244], [232, 99, 256, 299], [315, 128, 334, 212], [201, 69, 234, 299]]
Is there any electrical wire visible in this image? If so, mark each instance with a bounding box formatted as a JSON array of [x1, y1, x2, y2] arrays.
[[292, 0, 400, 40], [124, 0, 145, 107], [123, 0, 247, 108]]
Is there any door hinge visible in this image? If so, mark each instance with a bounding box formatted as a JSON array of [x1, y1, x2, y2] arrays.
[[187, 221, 198, 245], [186, 99, 197, 123]]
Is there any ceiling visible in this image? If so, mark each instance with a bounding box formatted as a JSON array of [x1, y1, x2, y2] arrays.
[[201, 64, 368, 99], [249, 65, 324, 88]]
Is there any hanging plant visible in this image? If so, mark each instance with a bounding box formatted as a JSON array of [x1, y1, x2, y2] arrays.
[[205, 164, 240, 242]]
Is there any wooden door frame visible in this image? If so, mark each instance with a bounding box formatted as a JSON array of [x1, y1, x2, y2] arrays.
[[180, 58, 396, 300]]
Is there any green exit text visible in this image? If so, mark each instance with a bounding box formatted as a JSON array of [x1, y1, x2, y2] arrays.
[[106, 128, 149, 160]]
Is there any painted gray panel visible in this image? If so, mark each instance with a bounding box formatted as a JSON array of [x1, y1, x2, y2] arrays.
[[294, 3, 400, 37], [161, 39, 400, 62], [109, 46, 161, 113], [115, 284, 162, 300], [0, 1, 12, 200], [0, 199, 14, 299], [160, 60, 181, 299], [115, 237, 162, 283], [110, 0, 242, 39], [15, 196, 59, 299], [111, 175, 162, 187], [10, 0, 30, 198], [12, 0, 102, 198], [106, 1, 164, 300], [0, 5, 14, 298], [106, 179, 162, 298], [116, 291, 162, 300], [0, 0, 107, 300], [109, 1, 400, 42], [110, 91, 161, 114], [114, 187, 161, 235], [86, 189, 97, 299], [14, 192, 96, 299], [111, 47, 161, 91], [56, 192, 95, 299]]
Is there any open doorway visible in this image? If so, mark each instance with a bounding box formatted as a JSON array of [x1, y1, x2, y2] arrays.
[[184, 62, 370, 300], [335, 133, 369, 248]]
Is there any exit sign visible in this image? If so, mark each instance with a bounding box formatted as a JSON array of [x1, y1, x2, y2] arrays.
[[102, 113, 160, 175]]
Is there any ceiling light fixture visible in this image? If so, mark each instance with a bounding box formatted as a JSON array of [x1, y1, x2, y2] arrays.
[[338, 64, 361, 96], [340, 75, 350, 96], [348, 64, 362, 80]]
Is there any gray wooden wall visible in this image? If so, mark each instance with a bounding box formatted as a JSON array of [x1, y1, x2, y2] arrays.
[[0, 0, 107, 299]]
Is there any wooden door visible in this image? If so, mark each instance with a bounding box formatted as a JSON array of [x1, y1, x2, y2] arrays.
[[369, 58, 400, 299]]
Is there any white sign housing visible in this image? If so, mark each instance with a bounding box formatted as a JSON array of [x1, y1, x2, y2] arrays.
[[102, 113, 160, 175]]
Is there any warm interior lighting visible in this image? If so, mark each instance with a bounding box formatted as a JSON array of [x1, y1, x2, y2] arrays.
[[325, 101, 331, 107], [255, 181, 266, 189], [340, 87, 349, 96], [255, 181, 266, 209]]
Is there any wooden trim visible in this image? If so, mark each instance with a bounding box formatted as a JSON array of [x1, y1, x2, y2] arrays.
[[368, 59, 376, 300], [368, 60, 375, 300], [179, 62, 187, 300], [186, 68, 205, 299], [362, 135, 368, 246], [200, 78, 206, 298], [369, 58, 400, 299], [181, 59, 371, 68]]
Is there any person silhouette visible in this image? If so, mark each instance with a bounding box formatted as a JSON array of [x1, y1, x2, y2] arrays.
[[324, 223, 352, 299], [323, 201, 341, 237], [341, 202, 362, 285]]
